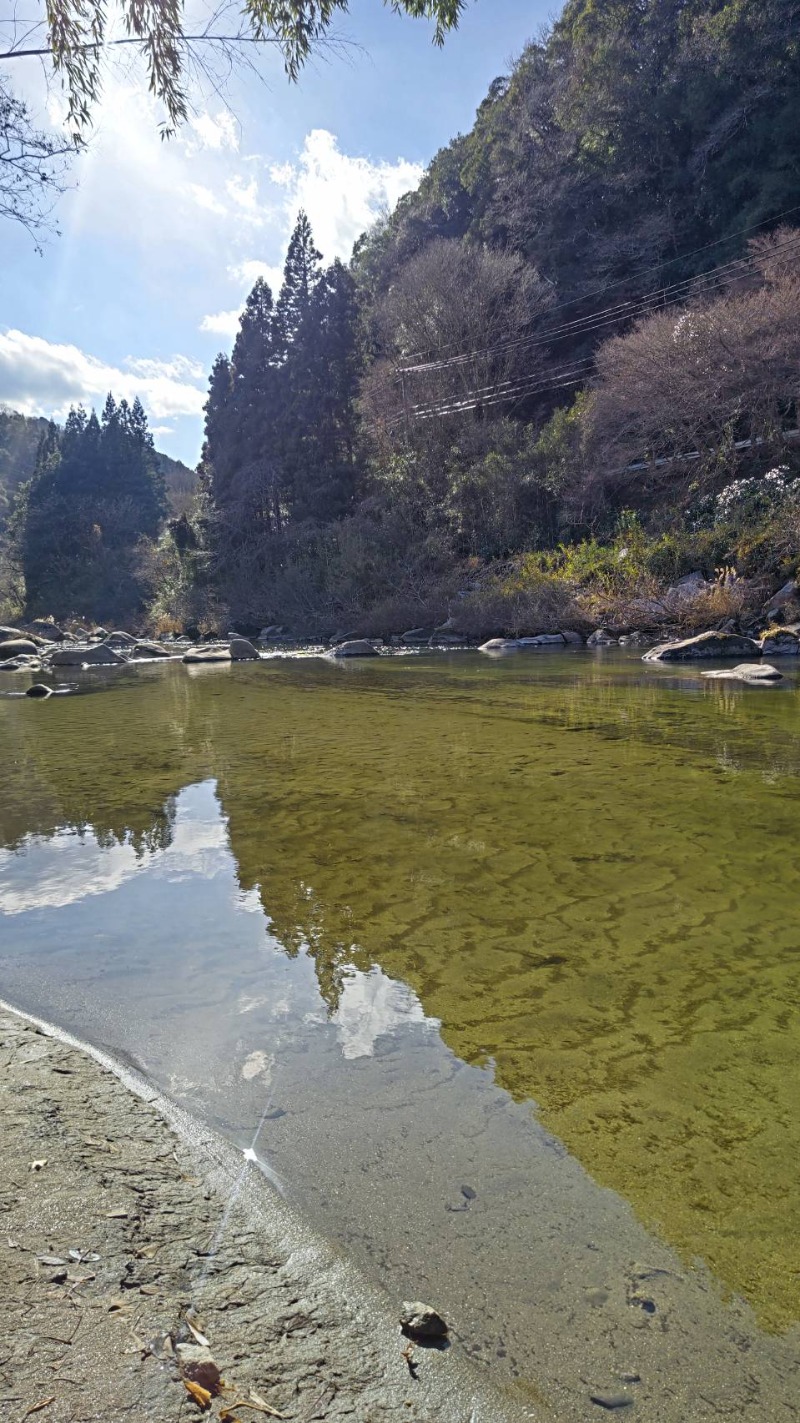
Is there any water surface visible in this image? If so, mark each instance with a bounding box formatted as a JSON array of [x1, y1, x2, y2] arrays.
[[1, 651, 798, 1418]]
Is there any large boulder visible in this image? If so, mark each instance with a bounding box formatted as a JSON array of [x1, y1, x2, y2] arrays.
[[229, 636, 260, 661], [764, 578, 800, 622], [49, 643, 126, 666], [401, 627, 436, 645], [182, 645, 232, 664], [325, 639, 379, 658], [643, 630, 760, 662], [0, 638, 39, 660], [25, 683, 53, 699], [701, 662, 783, 684], [760, 628, 800, 656], [587, 629, 617, 646], [480, 634, 565, 653]]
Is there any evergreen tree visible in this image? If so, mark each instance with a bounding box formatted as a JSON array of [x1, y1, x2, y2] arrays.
[[274, 210, 322, 351], [20, 394, 166, 618]]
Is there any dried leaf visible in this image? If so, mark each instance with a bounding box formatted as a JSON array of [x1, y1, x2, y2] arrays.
[[186, 1318, 210, 1347], [184, 1379, 213, 1410]]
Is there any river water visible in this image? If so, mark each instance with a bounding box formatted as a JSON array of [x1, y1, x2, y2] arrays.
[[1, 649, 798, 1419]]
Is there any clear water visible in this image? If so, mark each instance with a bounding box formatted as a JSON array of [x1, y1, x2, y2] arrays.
[[1, 650, 798, 1419]]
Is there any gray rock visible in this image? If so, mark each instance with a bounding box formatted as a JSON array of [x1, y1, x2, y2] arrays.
[[325, 639, 379, 658], [25, 683, 53, 699], [590, 1392, 634, 1410], [400, 1301, 448, 1339], [103, 630, 137, 648], [479, 638, 520, 653], [0, 638, 39, 660], [764, 577, 799, 620], [517, 633, 565, 646], [183, 645, 233, 664], [0, 654, 41, 672], [175, 1342, 221, 1392], [131, 641, 172, 658], [401, 627, 436, 644], [560, 630, 584, 645], [700, 662, 783, 683], [50, 643, 126, 666], [229, 636, 260, 661], [24, 619, 67, 641], [328, 630, 358, 646], [643, 630, 760, 661], [587, 629, 617, 646], [760, 629, 800, 655]]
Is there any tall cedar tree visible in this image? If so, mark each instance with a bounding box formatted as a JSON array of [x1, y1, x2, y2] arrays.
[[21, 395, 166, 618], [202, 212, 361, 584]]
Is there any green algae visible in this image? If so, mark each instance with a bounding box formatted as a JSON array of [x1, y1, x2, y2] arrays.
[[1, 651, 799, 1330]]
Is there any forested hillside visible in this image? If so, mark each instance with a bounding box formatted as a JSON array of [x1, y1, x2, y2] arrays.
[[5, 0, 800, 634]]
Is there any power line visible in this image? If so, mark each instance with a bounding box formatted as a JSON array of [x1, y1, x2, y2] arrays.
[[398, 201, 800, 367], [400, 229, 800, 380]]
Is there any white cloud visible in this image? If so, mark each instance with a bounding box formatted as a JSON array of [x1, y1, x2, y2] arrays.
[[0, 330, 207, 421], [267, 128, 422, 263], [229, 259, 285, 292], [186, 182, 228, 216], [200, 309, 243, 338], [186, 110, 240, 154], [333, 964, 439, 1060], [199, 130, 421, 332]]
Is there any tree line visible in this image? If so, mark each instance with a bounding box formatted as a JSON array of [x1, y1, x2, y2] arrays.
[[4, 0, 800, 633]]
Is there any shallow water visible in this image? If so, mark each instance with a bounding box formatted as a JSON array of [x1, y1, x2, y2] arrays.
[[1, 650, 799, 1418]]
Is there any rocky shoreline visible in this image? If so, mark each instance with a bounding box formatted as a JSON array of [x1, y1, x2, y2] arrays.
[[2, 612, 800, 684], [0, 1001, 526, 1423]]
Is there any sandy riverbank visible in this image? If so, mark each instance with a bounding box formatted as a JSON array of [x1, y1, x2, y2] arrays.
[[0, 1005, 529, 1423]]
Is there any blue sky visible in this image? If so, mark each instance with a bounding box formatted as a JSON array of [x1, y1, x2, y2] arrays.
[[1, 1, 553, 463]]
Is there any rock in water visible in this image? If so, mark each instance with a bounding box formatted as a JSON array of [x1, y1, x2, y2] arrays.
[[50, 644, 126, 666], [400, 1301, 449, 1339], [131, 641, 172, 658], [643, 630, 760, 661], [587, 629, 617, 646], [182, 646, 232, 664], [229, 636, 260, 660], [25, 683, 53, 698], [700, 662, 783, 683], [760, 629, 800, 655], [0, 638, 38, 660], [325, 639, 379, 658], [103, 630, 137, 648]]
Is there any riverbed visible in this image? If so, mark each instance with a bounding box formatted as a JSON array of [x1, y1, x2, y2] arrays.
[[1, 649, 798, 1419]]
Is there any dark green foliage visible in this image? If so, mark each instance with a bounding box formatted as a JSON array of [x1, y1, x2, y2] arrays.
[[20, 395, 167, 619], [202, 213, 362, 610]]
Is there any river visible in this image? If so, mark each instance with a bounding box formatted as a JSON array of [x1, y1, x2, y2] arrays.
[[1, 648, 798, 1419]]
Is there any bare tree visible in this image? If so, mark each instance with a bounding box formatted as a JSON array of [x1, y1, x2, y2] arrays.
[[576, 227, 800, 514], [0, 79, 73, 248]]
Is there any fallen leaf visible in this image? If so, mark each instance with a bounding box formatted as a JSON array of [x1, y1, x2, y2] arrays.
[[184, 1379, 212, 1410], [29, 1160, 47, 1173]]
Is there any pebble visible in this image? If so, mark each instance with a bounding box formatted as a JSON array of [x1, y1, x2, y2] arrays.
[[590, 1392, 634, 1410]]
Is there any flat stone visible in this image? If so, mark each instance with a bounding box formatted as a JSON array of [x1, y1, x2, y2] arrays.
[[183, 646, 233, 664], [700, 662, 783, 683], [131, 642, 172, 658], [643, 631, 760, 661], [590, 1392, 634, 1410]]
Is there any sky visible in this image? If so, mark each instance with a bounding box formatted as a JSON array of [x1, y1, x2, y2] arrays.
[[1, 0, 552, 464]]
